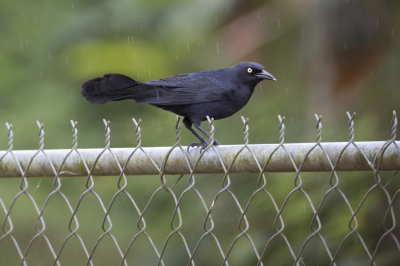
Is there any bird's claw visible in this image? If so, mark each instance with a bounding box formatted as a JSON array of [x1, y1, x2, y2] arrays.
[[187, 140, 220, 153], [187, 142, 207, 152]]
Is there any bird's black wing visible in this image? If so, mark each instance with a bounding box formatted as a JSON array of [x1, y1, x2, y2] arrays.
[[141, 71, 235, 105]]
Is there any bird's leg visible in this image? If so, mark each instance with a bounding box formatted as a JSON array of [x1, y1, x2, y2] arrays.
[[183, 118, 208, 150], [193, 123, 221, 145]]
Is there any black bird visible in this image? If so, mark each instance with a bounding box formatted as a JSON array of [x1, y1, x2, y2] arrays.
[[81, 62, 276, 149]]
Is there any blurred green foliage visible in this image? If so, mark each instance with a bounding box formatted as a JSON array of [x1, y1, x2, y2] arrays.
[[0, 0, 399, 265]]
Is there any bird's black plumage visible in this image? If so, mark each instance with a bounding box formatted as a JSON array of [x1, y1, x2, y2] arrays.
[[81, 62, 276, 149]]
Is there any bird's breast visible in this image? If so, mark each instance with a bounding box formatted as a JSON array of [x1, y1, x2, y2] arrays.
[[226, 85, 254, 107]]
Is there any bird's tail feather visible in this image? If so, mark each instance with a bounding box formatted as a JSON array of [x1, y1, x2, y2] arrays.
[[81, 74, 147, 104]]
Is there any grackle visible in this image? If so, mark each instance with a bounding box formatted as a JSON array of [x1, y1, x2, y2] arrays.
[[81, 62, 276, 149]]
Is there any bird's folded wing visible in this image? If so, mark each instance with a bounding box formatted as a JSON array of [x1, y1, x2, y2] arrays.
[[141, 73, 234, 105]]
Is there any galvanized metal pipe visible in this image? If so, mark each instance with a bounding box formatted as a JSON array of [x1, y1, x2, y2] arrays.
[[0, 141, 399, 177]]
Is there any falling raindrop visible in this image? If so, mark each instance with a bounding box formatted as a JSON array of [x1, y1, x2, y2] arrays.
[[344, 42, 347, 51], [278, 17, 281, 28], [392, 29, 395, 38], [376, 16, 380, 26], [34, 180, 42, 191], [65, 56, 69, 64], [128, 36, 135, 45], [216, 42, 220, 54]]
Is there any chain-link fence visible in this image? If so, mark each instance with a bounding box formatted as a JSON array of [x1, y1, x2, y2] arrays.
[[0, 112, 399, 265]]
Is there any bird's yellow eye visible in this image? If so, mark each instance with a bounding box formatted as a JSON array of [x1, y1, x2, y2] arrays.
[[247, 67, 253, 73]]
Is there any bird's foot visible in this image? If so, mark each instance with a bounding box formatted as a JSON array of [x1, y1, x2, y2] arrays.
[[213, 139, 221, 145], [187, 140, 220, 152], [187, 142, 207, 152]]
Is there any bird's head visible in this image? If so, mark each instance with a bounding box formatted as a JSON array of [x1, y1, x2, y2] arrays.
[[232, 62, 276, 87]]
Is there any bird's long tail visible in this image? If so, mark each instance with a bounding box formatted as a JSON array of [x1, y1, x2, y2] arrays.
[[81, 74, 149, 104]]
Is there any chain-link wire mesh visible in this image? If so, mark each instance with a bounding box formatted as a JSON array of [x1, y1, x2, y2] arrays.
[[0, 112, 399, 265]]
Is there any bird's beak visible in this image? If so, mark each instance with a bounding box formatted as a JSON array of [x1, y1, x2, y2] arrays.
[[256, 69, 276, 81]]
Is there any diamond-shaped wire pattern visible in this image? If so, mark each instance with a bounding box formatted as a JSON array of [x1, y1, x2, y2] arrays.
[[0, 112, 399, 265]]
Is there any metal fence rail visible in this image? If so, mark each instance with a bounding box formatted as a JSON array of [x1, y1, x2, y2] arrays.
[[0, 112, 399, 265]]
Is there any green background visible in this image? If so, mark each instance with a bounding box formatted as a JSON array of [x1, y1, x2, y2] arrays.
[[0, 0, 399, 265]]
